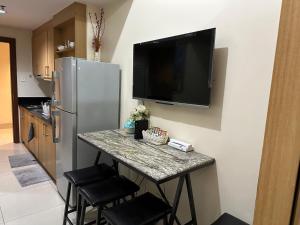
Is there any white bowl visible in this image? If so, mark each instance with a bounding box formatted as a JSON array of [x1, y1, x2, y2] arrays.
[[69, 42, 75, 48], [57, 45, 65, 51]]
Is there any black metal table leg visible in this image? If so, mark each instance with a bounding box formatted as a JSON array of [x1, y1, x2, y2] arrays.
[[156, 184, 182, 225], [169, 176, 185, 225], [113, 159, 119, 175], [94, 151, 102, 166], [185, 174, 198, 225]]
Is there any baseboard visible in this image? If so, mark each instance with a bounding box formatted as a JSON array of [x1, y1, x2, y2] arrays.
[[0, 123, 13, 129]]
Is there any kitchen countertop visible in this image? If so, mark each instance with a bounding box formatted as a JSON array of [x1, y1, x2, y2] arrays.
[[78, 129, 215, 183], [20, 105, 52, 124]]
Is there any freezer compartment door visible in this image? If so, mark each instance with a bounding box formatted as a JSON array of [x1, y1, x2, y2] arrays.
[[77, 60, 120, 133], [55, 109, 76, 204], [53, 57, 77, 113]]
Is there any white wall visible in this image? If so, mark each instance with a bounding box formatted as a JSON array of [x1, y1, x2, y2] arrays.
[[0, 26, 50, 97], [101, 0, 282, 224]]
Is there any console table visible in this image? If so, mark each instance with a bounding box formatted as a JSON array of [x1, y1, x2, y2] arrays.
[[78, 129, 215, 225]]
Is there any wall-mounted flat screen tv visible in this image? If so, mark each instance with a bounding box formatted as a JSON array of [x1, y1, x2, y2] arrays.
[[133, 28, 216, 107]]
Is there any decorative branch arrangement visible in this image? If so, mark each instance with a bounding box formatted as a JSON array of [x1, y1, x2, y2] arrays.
[[89, 8, 105, 53]]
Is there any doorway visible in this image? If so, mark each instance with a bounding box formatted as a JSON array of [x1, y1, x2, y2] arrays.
[[0, 37, 19, 144]]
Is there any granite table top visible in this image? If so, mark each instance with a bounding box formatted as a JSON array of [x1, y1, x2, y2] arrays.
[[78, 129, 215, 183]]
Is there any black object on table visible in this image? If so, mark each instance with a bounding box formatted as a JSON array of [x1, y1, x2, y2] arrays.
[[211, 213, 249, 225], [78, 176, 140, 225], [78, 129, 215, 225], [62, 152, 116, 225], [102, 192, 172, 225], [134, 119, 148, 139]]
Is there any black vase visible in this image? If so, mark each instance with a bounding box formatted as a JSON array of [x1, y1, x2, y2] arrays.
[[134, 119, 149, 139]]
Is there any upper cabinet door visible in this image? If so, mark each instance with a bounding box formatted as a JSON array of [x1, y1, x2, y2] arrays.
[[47, 27, 54, 79], [32, 30, 48, 77], [32, 20, 54, 80]]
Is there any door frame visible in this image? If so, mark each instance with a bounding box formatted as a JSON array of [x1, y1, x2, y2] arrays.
[[0, 36, 19, 143], [253, 0, 300, 224]]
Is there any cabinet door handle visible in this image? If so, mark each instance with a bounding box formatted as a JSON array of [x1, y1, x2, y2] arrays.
[[45, 124, 49, 136], [45, 66, 49, 77]]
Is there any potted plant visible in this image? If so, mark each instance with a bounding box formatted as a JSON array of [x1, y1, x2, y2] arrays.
[[125, 105, 150, 139]]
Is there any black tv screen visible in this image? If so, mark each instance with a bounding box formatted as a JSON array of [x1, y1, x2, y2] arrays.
[[133, 28, 216, 106]]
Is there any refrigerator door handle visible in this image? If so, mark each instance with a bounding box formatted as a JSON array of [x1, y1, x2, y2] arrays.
[[51, 71, 56, 105], [51, 71, 61, 107], [51, 71, 56, 93], [52, 110, 60, 143]]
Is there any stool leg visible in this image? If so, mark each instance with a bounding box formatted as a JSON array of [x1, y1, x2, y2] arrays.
[[63, 182, 72, 225], [96, 206, 102, 225], [76, 192, 82, 225], [80, 200, 87, 225], [163, 216, 168, 225]]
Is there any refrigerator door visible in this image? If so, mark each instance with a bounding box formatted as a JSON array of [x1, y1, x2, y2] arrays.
[[54, 57, 77, 113], [77, 59, 120, 133], [54, 108, 76, 203], [76, 59, 120, 169]]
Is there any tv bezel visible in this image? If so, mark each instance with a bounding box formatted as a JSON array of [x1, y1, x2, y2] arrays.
[[132, 28, 216, 108]]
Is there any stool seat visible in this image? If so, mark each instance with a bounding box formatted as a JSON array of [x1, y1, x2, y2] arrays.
[[79, 176, 140, 207], [64, 164, 116, 187], [102, 192, 172, 225], [211, 213, 249, 225]]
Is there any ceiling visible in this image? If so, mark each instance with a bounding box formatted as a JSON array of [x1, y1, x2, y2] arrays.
[[0, 0, 118, 30]]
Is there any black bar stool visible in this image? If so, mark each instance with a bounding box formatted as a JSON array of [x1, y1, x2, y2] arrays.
[[102, 192, 172, 225], [211, 213, 249, 225], [62, 163, 117, 225], [78, 176, 140, 225]]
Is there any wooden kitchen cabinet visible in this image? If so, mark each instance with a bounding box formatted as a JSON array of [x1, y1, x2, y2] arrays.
[[32, 20, 54, 80], [32, 29, 48, 78], [47, 27, 54, 79], [38, 120, 46, 168], [20, 107, 56, 180], [38, 119, 56, 179], [45, 123, 56, 179], [53, 2, 86, 59], [20, 107, 29, 147], [27, 114, 39, 157], [32, 2, 87, 79]]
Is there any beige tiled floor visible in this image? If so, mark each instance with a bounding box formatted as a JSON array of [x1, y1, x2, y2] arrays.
[[0, 128, 98, 225], [0, 128, 66, 225]]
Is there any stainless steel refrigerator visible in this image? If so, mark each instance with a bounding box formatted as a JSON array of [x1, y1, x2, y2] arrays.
[[51, 57, 120, 203]]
